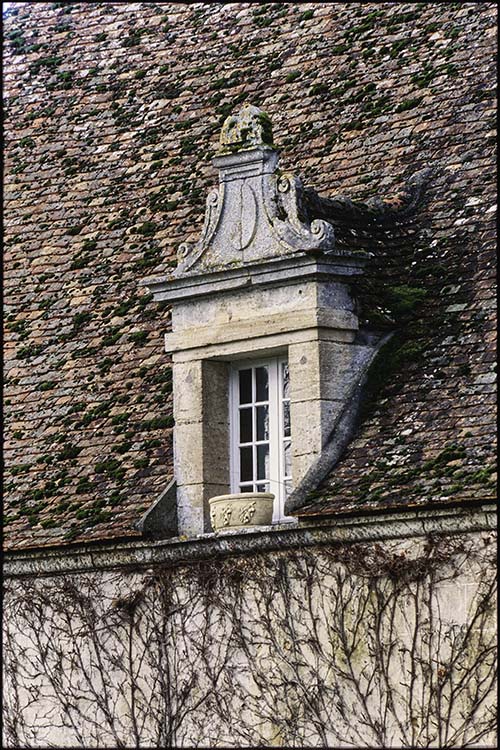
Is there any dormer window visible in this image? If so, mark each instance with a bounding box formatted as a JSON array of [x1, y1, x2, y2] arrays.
[[143, 104, 378, 537], [230, 357, 291, 521]]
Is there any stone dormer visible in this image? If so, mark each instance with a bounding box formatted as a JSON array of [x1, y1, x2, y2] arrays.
[[143, 105, 385, 537]]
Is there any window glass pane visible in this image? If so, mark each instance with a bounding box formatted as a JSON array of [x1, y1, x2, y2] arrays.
[[257, 444, 269, 480], [240, 446, 253, 482], [233, 358, 291, 514], [239, 408, 253, 443], [284, 441, 292, 478], [283, 401, 291, 438], [282, 362, 290, 400], [256, 405, 269, 441], [239, 369, 252, 405], [255, 366, 269, 402]]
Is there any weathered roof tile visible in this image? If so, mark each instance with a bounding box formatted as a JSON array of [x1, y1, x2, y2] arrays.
[[3, 1, 496, 549]]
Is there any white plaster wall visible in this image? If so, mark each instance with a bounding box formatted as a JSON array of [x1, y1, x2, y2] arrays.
[[3, 530, 497, 748]]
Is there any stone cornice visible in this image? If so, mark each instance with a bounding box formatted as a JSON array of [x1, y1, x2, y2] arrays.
[[142, 253, 367, 304], [4, 504, 496, 579]]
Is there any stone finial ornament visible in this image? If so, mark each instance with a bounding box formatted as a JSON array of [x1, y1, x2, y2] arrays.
[[219, 103, 274, 152]]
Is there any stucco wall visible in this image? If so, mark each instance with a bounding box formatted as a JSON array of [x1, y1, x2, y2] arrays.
[[3, 518, 497, 748]]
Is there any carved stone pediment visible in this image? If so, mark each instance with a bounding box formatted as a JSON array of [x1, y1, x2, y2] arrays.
[[175, 105, 336, 278]]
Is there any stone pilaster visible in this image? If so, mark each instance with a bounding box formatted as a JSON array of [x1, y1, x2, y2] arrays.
[[173, 359, 230, 536]]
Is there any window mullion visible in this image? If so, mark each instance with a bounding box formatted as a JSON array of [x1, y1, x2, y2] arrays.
[[277, 359, 284, 518], [230, 370, 238, 493], [268, 359, 281, 521]]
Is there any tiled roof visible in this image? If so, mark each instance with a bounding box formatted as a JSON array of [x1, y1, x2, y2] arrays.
[[3, 2, 496, 550]]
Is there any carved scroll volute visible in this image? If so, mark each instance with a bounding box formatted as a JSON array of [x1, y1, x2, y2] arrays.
[[177, 242, 192, 265], [266, 172, 336, 253], [276, 173, 305, 234], [174, 186, 223, 276]]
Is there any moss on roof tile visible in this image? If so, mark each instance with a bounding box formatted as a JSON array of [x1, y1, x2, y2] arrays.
[[3, 1, 497, 549]]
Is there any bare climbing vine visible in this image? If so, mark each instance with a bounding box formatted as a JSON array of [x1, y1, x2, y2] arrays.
[[3, 533, 497, 748]]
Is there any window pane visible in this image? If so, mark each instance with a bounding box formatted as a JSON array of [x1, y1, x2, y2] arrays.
[[255, 366, 268, 402], [282, 362, 290, 400], [233, 358, 292, 514], [284, 441, 291, 478], [239, 408, 252, 443], [283, 401, 291, 438], [257, 444, 269, 480], [240, 446, 253, 482], [256, 405, 269, 441], [239, 369, 252, 405]]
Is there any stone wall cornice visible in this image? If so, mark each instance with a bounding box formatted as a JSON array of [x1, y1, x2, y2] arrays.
[[4, 503, 496, 579]]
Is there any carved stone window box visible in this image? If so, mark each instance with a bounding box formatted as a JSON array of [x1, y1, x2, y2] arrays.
[[209, 492, 274, 531]]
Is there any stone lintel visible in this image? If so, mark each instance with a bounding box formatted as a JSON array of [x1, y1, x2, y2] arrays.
[[165, 308, 359, 356], [142, 253, 367, 305], [169, 329, 356, 364]]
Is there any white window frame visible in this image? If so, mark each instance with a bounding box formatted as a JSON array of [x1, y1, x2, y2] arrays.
[[230, 356, 292, 523]]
